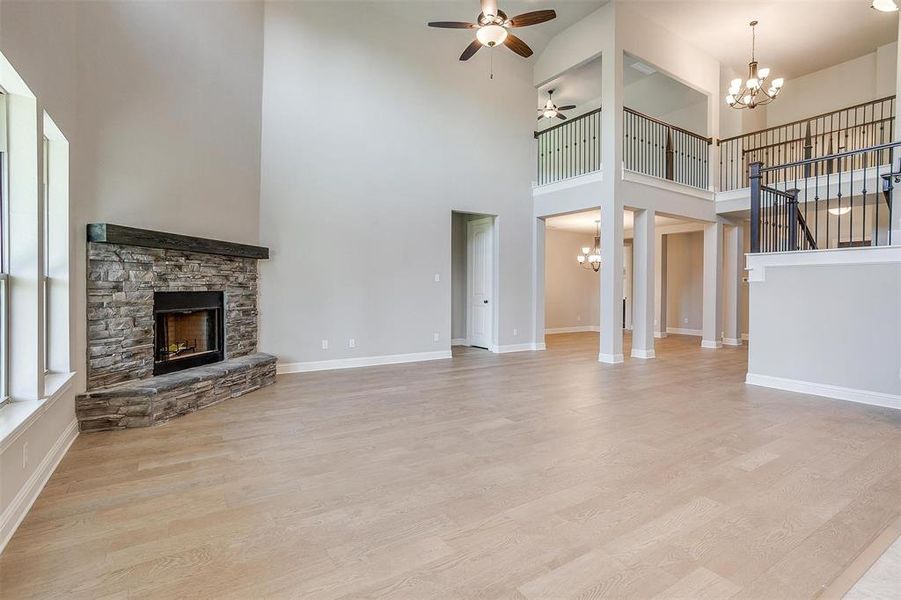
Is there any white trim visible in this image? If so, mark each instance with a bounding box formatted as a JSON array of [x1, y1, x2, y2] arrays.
[[451, 338, 467, 346], [0, 418, 77, 554], [277, 350, 452, 374], [746, 373, 901, 411], [666, 327, 702, 336], [0, 371, 74, 455], [493, 343, 545, 353], [701, 340, 723, 349], [741, 333, 750, 341], [622, 169, 714, 201], [598, 353, 624, 364], [532, 169, 603, 196], [746, 245, 901, 283], [654, 331, 668, 339], [545, 326, 600, 334], [723, 337, 742, 346], [631, 348, 656, 359]]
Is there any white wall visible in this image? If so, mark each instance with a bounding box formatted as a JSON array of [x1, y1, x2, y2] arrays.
[[259, 1, 537, 366], [0, 0, 264, 547], [544, 228, 599, 331], [747, 250, 901, 407], [765, 43, 898, 128]]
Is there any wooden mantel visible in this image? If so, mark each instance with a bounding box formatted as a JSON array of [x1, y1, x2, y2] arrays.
[[87, 223, 269, 260]]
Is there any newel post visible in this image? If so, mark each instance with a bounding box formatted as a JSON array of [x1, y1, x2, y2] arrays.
[[749, 161, 763, 253], [787, 188, 800, 251], [665, 129, 674, 181]]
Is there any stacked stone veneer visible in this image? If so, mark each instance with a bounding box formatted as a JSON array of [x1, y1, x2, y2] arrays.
[[77, 241, 276, 432], [86, 242, 258, 388]]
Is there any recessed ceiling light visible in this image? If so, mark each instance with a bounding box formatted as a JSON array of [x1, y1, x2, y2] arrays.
[[631, 61, 657, 76]]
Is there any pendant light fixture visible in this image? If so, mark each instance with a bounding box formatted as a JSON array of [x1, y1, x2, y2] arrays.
[[725, 21, 784, 110], [872, 0, 898, 12], [576, 220, 601, 272]]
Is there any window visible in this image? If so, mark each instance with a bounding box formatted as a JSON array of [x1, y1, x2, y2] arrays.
[[42, 135, 49, 375], [0, 92, 8, 406]]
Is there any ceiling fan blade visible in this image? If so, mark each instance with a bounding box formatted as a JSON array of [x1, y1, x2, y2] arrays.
[[508, 10, 557, 27], [481, 0, 498, 18], [459, 39, 482, 61], [428, 21, 477, 29], [503, 32, 533, 58], [556, 113, 568, 120], [556, 105, 576, 111]]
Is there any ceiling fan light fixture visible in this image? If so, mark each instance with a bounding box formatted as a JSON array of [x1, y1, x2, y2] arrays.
[[872, 0, 899, 11], [476, 24, 508, 47], [543, 109, 557, 118]]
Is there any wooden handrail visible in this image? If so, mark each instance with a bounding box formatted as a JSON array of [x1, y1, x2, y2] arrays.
[[623, 107, 711, 144], [718, 95, 896, 145], [533, 108, 601, 138]]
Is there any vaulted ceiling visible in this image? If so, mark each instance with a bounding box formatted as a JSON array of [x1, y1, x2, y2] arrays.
[[622, 0, 898, 79]]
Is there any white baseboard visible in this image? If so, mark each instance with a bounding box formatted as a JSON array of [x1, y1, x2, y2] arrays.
[[451, 338, 467, 346], [545, 326, 600, 334], [654, 332, 668, 339], [701, 339, 723, 349], [666, 327, 702, 337], [723, 337, 742, 347], [631, 349, 656, 359], [746, 373, 901, 411], [493, 343, 545, 353], [598, 353, 624, 364], [277, 350, 452, 374], [0, 419, 78, 554]]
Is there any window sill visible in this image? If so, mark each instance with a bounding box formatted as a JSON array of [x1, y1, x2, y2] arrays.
[[0, 371, 75, 454]]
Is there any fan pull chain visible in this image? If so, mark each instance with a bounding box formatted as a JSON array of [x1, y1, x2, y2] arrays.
[[489, 49, 494, 80]]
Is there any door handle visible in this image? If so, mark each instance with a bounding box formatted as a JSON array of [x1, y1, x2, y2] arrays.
[[483, 300, 489, 304]]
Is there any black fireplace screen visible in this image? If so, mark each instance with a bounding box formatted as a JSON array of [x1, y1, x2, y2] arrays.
[[153, 291, 224, 375]]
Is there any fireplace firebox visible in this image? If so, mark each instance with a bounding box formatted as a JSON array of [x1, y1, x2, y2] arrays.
[[153, 291, 225, 375]]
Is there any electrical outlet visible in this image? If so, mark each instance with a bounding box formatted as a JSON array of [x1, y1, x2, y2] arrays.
[[513, 328, 518, 336], [321, 339, 328, 350], [22, 442, 28, 469], [433, 332, 440, 342], [683, 318, 689, 324], [434, 273, 440, 282], [348, 338, 355, 348]]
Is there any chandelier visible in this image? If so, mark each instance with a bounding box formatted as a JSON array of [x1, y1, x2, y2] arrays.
[[725, 21, 784, 110], [576, 220, 601, 272]]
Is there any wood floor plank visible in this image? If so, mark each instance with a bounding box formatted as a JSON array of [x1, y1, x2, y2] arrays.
[[1, 333, 899, 598]]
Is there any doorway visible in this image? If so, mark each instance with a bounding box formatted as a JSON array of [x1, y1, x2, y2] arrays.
[[451, 212, 497, 352]]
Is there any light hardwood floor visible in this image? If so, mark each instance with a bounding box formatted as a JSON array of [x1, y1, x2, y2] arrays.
[[1, 333, 899, 599]]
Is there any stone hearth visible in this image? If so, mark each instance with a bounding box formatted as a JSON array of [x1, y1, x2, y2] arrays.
[[76, 224, 276, 432]]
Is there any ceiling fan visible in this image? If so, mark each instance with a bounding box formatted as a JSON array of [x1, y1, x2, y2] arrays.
[[428, 0, 557, 61], [538, 90, 575, 121]]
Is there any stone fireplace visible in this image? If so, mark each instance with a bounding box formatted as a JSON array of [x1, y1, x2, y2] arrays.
[[76, 224, 277, 431]]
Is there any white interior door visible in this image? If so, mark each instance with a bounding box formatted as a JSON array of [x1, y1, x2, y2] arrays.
[[467, 218, 494, 349]]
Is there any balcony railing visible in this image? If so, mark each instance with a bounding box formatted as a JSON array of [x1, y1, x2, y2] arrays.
[[534, 108, 601, 186], [750, 141, 900, 253], [720, 96, 895, 191], [623, 108, 711, 189]]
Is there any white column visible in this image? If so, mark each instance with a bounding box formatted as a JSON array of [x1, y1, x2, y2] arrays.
[[597, 5, 623, 364], [599, 198, 624, 363], [631, 209, 655, 359], [723, 222, 743, 346], [533, 217, 546, 350], [654, 233, 667, 338], [702, 220, 724, 349]]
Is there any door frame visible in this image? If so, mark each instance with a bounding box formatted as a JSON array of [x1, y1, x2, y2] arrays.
[[465, 216, 498, 351]]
